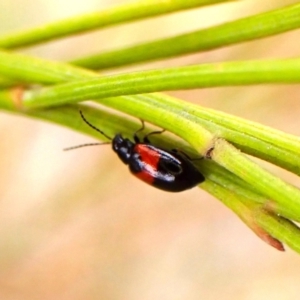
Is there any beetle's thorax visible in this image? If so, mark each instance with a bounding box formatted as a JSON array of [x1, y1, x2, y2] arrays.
[[112, 134, 135, 164]]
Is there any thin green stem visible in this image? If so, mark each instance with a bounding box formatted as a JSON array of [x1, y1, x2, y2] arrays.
[[202, 180, 300, 253], [0, 49, 96, 84], [211, 140, 300, 221], [0, 50, 299, 176], [0, 0, 299, 254], [147, 94, 300, 174], [3, 100, 300, 252], [190, 104, 300, 156], [1, 99, 296, 221], [95, 95, 300, 221], [22, 59, 300, 109], [1, 49, 300, 222], [0, 76, 18, 88], [1, 49, 300, 168], [0, 0, 233, 49], [256, 212, 300, 254], [72, 3, 300, 69]]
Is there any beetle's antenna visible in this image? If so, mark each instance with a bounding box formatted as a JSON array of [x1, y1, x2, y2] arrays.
[[79, 110, 112, 140], [64, 111, 113, 151], [64, 142, 110, 151]]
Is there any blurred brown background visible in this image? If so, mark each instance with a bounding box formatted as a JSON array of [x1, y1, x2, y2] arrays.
[[1, 0, 300, 299]]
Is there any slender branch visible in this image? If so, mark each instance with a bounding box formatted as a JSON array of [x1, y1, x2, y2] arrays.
[[0, 0, 234, 49], [71, 3, 300, 69], [21, 59, 300, 109], [0, 51, 300, 176]]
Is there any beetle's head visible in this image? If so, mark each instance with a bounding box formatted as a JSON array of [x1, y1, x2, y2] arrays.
[[112, 134, 134, 164]]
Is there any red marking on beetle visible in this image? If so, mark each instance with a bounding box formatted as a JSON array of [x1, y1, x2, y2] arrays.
[[133, 144, 160, 184], [134, 144, 160, 168]]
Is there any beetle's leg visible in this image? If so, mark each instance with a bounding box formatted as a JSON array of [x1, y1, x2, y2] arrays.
[[143, 129, 165, 144], [134, 119, 145, 143]]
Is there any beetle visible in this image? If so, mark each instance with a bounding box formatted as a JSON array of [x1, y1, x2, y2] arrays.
[[65, 111, 205, 192]]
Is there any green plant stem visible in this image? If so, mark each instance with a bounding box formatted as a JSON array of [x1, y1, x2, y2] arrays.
[[72, 3, 300, 69], [212, 140, 300, 220], [203, 180, 300, 253], [2, 100, 298, 223], [146, 94, 300, 175], [2, 98, 269, 208], [1, 50, 300, 221], [0, 101, 252, 199], [94, 95, 300, 221], [3, 101, 300, 252], [0, 0, 233, 49], [0, 50, 299, 175], [22, 59, 300, 109], [190, 104, 300, 156], [0, 50, 97, 84], [0, 76, 18, 88], [97, 94, 300, 176], [255, 211, 300, 254], [0, 0, 299, 254], [1, 49, 300, 158]]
